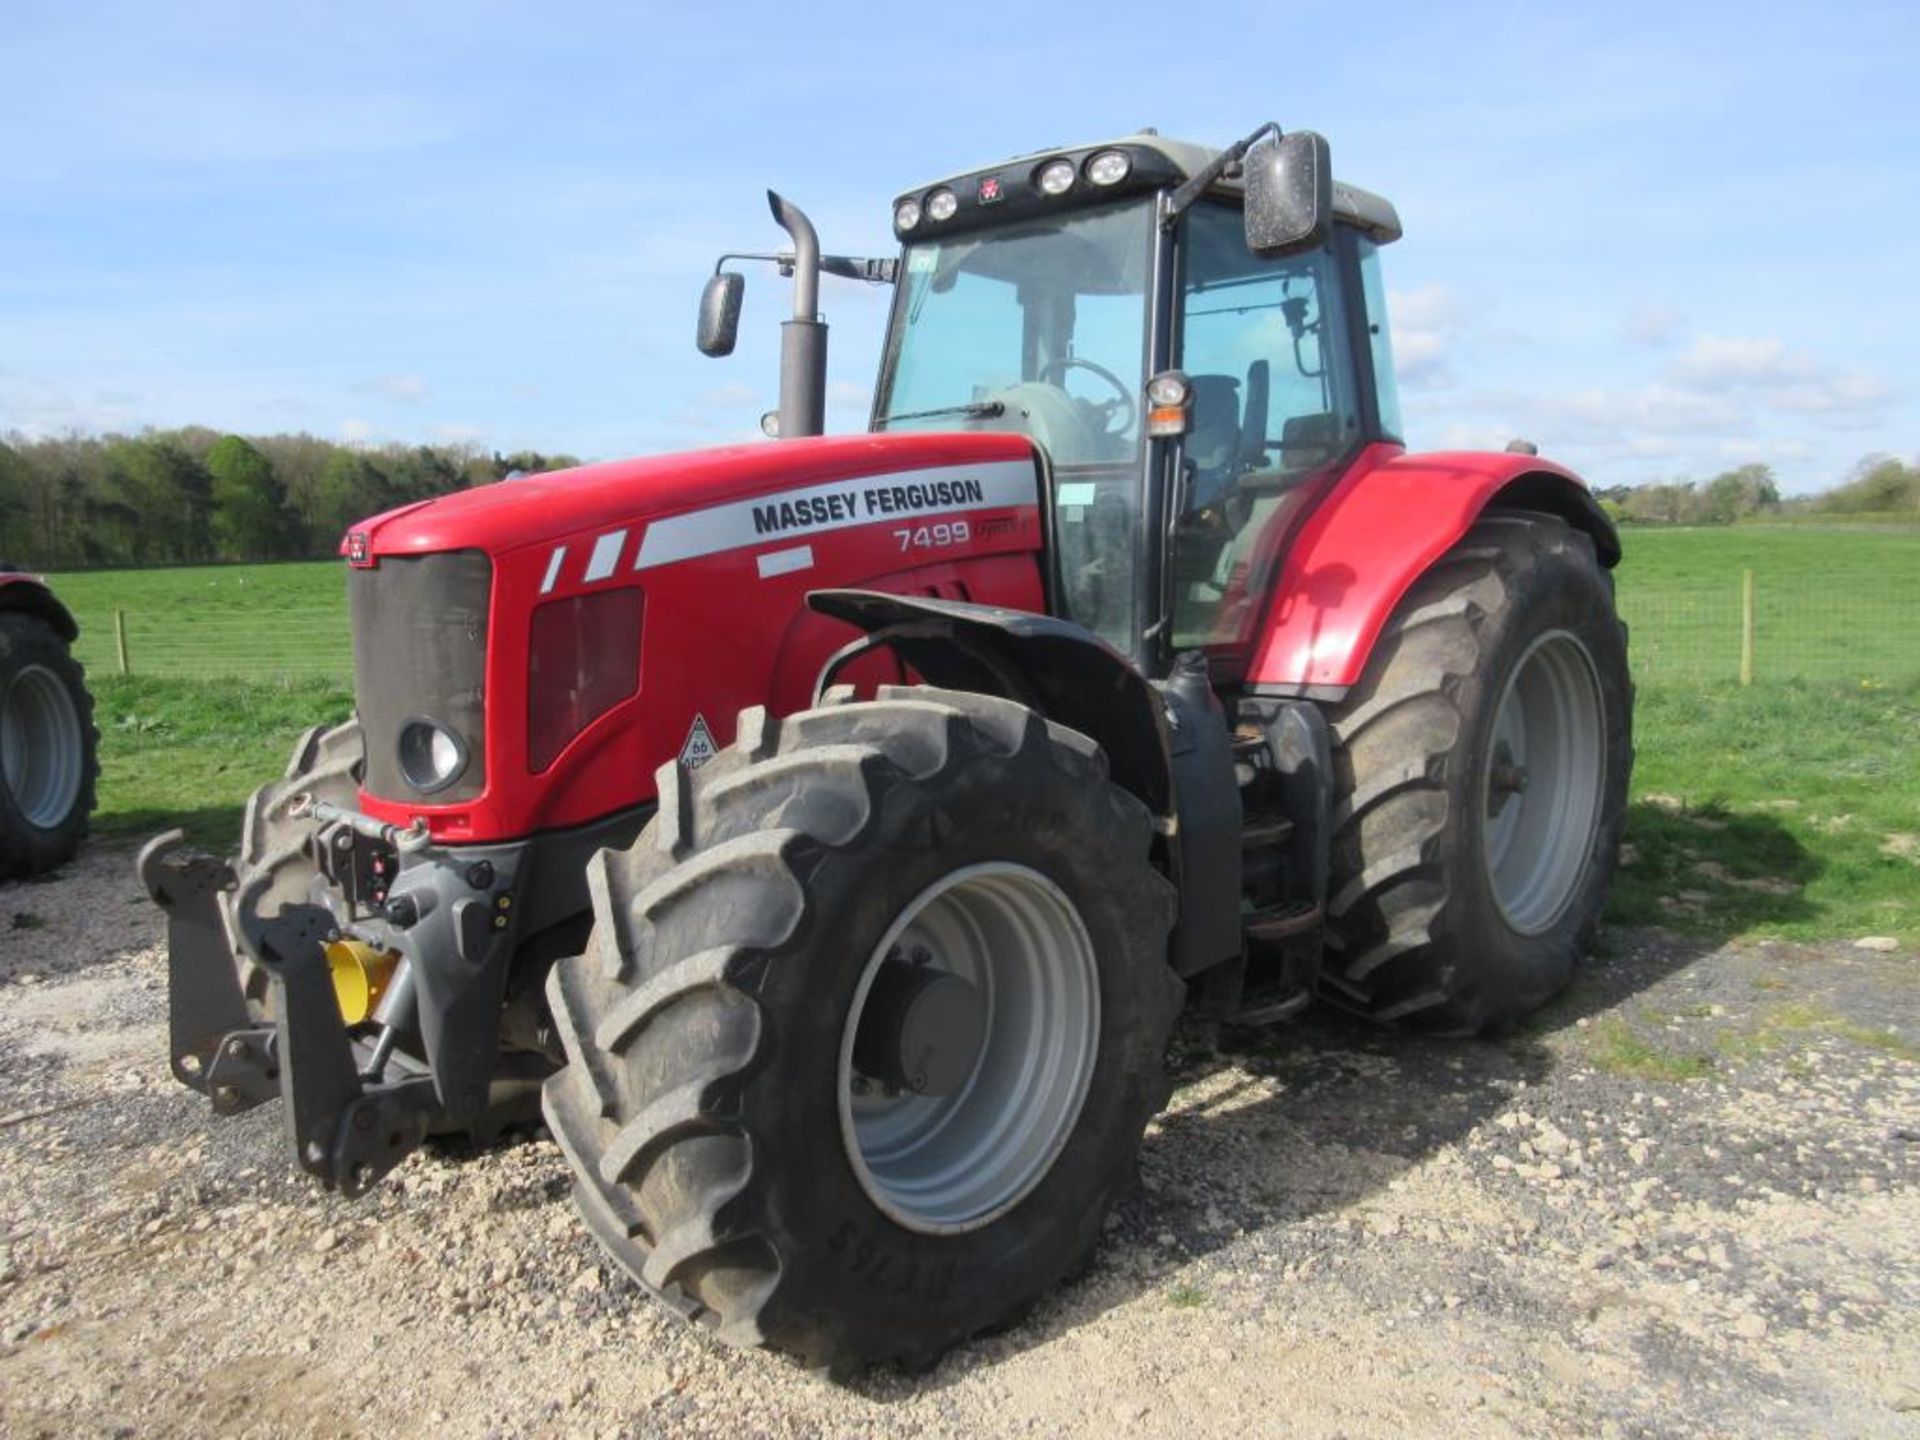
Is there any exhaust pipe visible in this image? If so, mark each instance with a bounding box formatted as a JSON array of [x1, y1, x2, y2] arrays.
[[768, 190, 826, 440]]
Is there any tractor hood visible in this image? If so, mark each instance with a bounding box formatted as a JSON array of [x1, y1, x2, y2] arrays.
[[341, 427, 1050, 845], [350, 431, 1042, 563]]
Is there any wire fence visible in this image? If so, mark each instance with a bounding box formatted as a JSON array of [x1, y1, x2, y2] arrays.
[[1616, 569, 1919, 687], [55, 549, 1920, 689]]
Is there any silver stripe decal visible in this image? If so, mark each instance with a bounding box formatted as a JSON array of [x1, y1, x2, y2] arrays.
[[583, 528, 626, 582], [756, 543, 814, 579], [633, 459, 1035, 571], [540, 545, 568, 594]]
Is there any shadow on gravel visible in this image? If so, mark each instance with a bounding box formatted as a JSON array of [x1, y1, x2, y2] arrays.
[[860, 923, 1735, 1395]]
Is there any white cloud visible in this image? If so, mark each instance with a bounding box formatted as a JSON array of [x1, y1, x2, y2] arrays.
[[827, 380, 872, 413], [1667, 334, 1891, 426], [365, 373, 431, 405], [339, 418, 375, 444], [1388, 285, 1467, 389], [1622, 307, 1682, 347], [695, 383, 761, 411]]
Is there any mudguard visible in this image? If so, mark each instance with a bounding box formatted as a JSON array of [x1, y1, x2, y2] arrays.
[[808, 589, 1246, 978], [1245, 444, 1619, 693], [807, 590, 1173, 817], [0, 572, 79, 642]]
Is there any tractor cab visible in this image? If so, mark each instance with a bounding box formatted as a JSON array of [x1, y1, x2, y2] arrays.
[[704, 126, 1406, 675], [874, 132, 1404, 668]]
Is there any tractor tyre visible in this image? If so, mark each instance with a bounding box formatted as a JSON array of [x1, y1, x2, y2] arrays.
[[1317, 512, 1631, 1035], [229, 717, 366, 1016], [542, 686, 1181, 1373], [0, 613, 99, 882]]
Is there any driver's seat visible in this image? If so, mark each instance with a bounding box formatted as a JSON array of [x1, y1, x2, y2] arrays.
[[1185, 374, 1243, 513]]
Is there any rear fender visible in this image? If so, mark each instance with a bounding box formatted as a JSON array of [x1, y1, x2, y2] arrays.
[[0, 573, 79, 642], [1244, 445, 1619, 694]]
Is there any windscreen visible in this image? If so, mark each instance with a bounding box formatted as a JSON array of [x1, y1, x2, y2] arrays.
[[876, 200, 1153, 650]]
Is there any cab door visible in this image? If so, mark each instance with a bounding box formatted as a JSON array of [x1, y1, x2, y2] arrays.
[[1166, 204, 1367, 663]]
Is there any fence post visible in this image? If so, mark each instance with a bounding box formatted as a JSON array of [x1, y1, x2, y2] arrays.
[[1739, 569, 1754, 686], [114, 609, 130, 676]]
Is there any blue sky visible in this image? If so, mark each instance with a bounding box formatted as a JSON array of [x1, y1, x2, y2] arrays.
[[2, 0, 1913, 495]]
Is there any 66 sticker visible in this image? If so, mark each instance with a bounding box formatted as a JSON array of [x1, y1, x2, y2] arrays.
[[679, 713, 718, 770]]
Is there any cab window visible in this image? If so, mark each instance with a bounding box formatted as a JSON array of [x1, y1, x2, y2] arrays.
[[1169, 205, 1361, 651]]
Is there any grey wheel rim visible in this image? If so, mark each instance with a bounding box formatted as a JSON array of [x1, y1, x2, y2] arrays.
[[1, 663, 84, 830], [1481, 630, 1606, 934], [838, 863, 1100, 1235]]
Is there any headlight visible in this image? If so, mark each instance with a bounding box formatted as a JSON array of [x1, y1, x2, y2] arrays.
[[894, 198, 922, 232], [1036, 159, 1076, 196], [925, 188, 958, 222], [397, 718, 468, 794], [1086, 150, 1132, 186]]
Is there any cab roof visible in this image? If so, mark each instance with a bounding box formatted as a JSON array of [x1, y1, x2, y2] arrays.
[[902, 130, 1402, 244]]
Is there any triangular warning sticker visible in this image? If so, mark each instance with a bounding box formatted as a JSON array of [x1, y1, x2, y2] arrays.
[[679, 712, 718, 770]]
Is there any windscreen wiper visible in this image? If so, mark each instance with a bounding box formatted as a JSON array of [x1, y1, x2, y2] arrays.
[[875, 400, 1006, 428]]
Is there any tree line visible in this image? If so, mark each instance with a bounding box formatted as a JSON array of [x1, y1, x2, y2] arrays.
[[3, 427, 1915, 570], [0, 427, 579, 571], [1598, 455, 1920, 527]]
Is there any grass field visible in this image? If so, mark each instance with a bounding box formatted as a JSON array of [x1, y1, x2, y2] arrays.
[[62, 522, 1920, 944], [1616, 526, 1920, 685], [54, 561, 350, 682]]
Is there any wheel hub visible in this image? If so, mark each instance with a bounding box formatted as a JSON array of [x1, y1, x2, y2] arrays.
[[851, 958, 987, 1097], [1480, 630, 1606, 935], [1, 663, 84, 829], [837, 863, 1100, 1235]]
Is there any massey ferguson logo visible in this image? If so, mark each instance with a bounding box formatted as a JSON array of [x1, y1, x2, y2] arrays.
[[750, 477, 988, 538]]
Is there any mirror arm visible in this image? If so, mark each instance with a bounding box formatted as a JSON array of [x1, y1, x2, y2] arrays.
[[1161, 121, 1281, 225]]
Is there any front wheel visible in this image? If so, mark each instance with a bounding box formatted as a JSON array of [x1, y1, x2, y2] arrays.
[[542, 687, 1180, 1372], [1318, 512, 1632, 1035]]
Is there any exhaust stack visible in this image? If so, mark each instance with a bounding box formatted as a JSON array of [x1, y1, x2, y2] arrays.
[[768, 191, 826, 440]]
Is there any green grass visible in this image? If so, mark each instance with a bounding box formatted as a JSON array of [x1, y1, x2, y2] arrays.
[[1612, 677, 1920, 942], [1584, 1015, 1716, 1082], [1165, 1282, 1208, 1309], [1616, 526, 1920, 685], [51, 560, 349, 681], [92, 675, 353, 848], [61, 528, 1920, 947]]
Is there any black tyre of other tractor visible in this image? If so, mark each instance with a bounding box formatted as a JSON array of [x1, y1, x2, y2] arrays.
[[543, 686, 1181, 1373], [0, 613, 99, 881], [1318, 512, 1631, 1036]]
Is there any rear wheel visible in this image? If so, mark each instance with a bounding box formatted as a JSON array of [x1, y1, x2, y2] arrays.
[[1318, 513, 1631, 1034], [542, 687, 1181, 1372], [0, 614, 98, 881]]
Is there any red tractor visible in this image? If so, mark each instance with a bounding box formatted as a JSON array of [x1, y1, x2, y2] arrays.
[[140, 125, 1630, 1373], [0, 567, 97, 880]]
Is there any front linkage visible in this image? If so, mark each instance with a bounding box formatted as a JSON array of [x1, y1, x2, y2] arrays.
[[139, 811, 530, 1196], [135, 725, 552, 1197]]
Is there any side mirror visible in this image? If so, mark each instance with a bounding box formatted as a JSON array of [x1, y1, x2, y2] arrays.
[[1243, 131, 1332, 258], [696, 271, 745, 357]]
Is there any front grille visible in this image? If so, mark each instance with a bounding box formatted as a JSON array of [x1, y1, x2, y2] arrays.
[[348, 551, 491, 804]]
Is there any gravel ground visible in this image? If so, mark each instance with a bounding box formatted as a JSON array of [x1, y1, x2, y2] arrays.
[[2, 844, 1917, 1439]]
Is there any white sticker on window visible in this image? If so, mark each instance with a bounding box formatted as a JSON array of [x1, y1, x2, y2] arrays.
[[1056, 481, 1097, 506]]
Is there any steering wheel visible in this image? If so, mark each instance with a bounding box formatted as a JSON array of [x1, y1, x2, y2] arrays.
[[1039, 356, 1137, 436]]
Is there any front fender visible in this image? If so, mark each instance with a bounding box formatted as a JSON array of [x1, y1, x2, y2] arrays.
[[1245, 445, 1619, 693], [806, 589, 1173, 819], [0, 573, 79, 642]]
